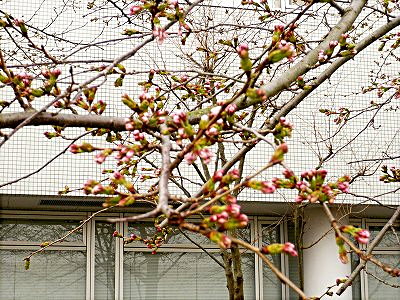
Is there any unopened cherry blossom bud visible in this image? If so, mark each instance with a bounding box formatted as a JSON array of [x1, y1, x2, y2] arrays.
[[213, 169, 225, 181], [261, 181, 276, 194], [225, 103, 237, 114], [184, 152, 197, 164], [209, 215, 218, 222], [355, 229, 370, 244], [226, 204, 241, 217], [237, 43, 249, 58], [238, 213, 249, 223], [129, 5, 142, 15], [210, 106, 221, 117], [92, 184, 105, 194], [69, 144, 80, 153], [338, 181, 350, 193], [125, 121, 134, 131], [282, 168, 294, 178], [283, 242, 298, 256], [198, 148, 213, 164], [207, 127, 219, 136]]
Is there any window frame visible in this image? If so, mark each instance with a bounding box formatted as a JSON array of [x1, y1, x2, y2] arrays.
[[0, 211, 298, 300], [350, 218, 400, 300]]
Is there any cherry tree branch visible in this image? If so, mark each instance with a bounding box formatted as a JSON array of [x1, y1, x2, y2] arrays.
[[336, 204, 400, 295], [322, 202, 400, 278], [230, 237, 308, 300], [24, 205, 116, 264], [0, 0, 205, 147]]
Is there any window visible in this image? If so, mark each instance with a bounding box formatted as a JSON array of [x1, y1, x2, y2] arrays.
[[0, 211, 299, 300], [351, 219, 400, 300], [0, 214, 87, 300]]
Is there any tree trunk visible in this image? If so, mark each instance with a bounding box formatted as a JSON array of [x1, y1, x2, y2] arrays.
[[221, 249, 235, 300]]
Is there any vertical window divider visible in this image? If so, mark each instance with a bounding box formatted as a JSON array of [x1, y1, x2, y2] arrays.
[[256, 216, 265, 300], [281, 221, 290, 299], [87, 214, 95, 300], [253, 216, 261, 300], [361, 218, 368, 300], [115, 213, 124, 300]]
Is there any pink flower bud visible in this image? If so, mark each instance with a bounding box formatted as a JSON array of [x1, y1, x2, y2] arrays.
[[274, 24, 284, 33], [184, 152, 197, 164], [238, 213, 249, 223], [261, 181, 276, 194], [92, 184, 105, 194], [207, 127, 219, 136], [226, 204, 241, 217], [209, 215, 218, 222], [283, 242, 298, 256], [198, 148, 213, 164], [129, 5, 142, 15], [95, 153, 106, 164], [282, 168, 294, 178], [210, 106, 222, 117], [338, 181, 350, 193], [213, 169, 225, 181], [225, 103, 237, 114], [69, 144, 80, 153]]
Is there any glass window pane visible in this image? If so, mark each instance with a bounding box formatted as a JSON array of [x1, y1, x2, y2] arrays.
[[127, 222, 253, 246], [123, 251, 255, 300], [288, 0, 306, 6], [95, 222, 115, 300], [287, 222, 302, 300], [351, 253, 362, 300], [0, 249, 86, 300], [261, 224, 282, 299], [367, 254, 400, 299], [0, 218, 83, 243], [369, 226, 400, 248]]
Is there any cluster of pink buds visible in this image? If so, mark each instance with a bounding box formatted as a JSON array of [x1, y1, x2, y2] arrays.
[[340, 225, 370, 244], [261, 242, 298, 257], [208, 231, 232, 248], [168, 0, 178, 8], [95, 148, 113, 164], [273, 117, 293, 143], [121, 226, 171, 254], [246, 88, 268, 102], [245, 180, 277, 194], [237, 43, 249, 58], [115, 145, 137, 163], [237, 43, 252, 71], [132, 129, 145, 141], [184, 147, 213, 164], [272, 24, 285, 45], [171, 110, 187, 124], [207, 203, 249, 230], [268, 40, 296, 63], [83, 179, 114, 196], [219, 169, 240, 185], [225, 103, 238, 114], [153, 27, 168, 45], [318, 50, 328, 62], [129, 6, 143, 15], [15, 72, 33, 86], [41, 68, 61, 79], [295, 171, 350, 203], [69, 143, 95, 154]]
